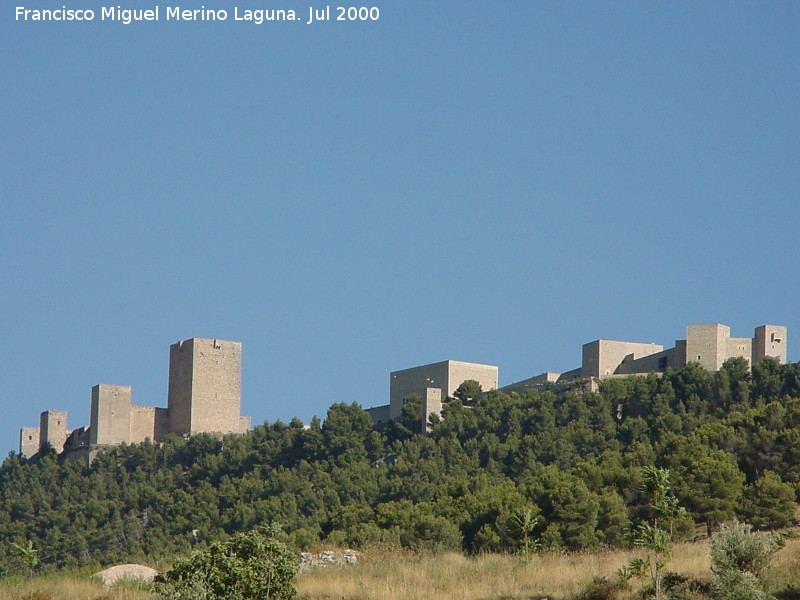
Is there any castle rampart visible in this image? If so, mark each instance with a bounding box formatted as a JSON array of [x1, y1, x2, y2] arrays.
[[19, 337, 250, 459], [18, 324, 791, 458], [130, 405, 170, 444]]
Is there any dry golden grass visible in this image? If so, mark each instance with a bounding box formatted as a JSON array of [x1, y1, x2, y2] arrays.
[[761, 536, 800, 592], [0, 575, 151, 600], [297, 541, 715, 600], [1, 536, 797, 600]]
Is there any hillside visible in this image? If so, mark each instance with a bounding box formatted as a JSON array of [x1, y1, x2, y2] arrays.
[[2, 357, 800, 574]]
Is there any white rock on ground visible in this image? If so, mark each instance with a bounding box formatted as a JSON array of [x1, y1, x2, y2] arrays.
[[92, 564, 159, 587]]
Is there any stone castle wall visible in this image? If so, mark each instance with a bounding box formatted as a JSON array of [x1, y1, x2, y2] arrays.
[[91, 385, 132, 445], [167, 339, 194, 436], [754, 325, 788, 364], [130, 405, 170, 444], [445, 360, 498, 398], [20, 337, 250, 459], [536, 323, 787, 385], [389, 360, 498, 420], [39, 410, 68, 453], [365, 404, 390, 425], [421, 388, 442, 433], [389, 361, 450, 421], [19, 427, 39, 459], [19, 324, 792, 458], [686, 324, 730, 372], [582, 340, 664, 378], [189, 339, 243, 434]]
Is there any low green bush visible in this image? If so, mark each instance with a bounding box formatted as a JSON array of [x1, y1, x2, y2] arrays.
[[573, 577, 628, 600], [154, 525, 298, 600]]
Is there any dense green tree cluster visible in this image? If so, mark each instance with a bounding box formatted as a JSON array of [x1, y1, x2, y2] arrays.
[[2, 358, 800, 573]]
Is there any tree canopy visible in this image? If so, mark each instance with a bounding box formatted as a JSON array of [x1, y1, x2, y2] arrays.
[[1, 361, 800, 572]]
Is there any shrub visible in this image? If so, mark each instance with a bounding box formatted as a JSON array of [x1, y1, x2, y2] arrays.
[[710, 570, 772, 600], [154, 525, 298, 600], [573, 577, 628, 600], [638, 572, 710, 600], [774, 585, 800, 600], [711, 522, 784, 579], [709, 521, 786, 600]]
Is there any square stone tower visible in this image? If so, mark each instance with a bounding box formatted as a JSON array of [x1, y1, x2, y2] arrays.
[[168, 338, 247, 436], [90, 384, 132, 445], [753, 325, 787, 364], [39, 410, 68, 454], [19, 427, 39, 458], [686, 324, 737, 371]]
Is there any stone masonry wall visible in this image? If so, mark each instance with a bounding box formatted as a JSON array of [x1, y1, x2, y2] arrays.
[[421, 387, 442, 433], [726, 336, 753, 366], [39, 410, 68, 453], [582, 340, 664, 379], [129, 405, 170, 443], [91, 384, 131, 445], [445, 360, 499, 397], [686, 324, 728, 372], [19, 427, 39, 459], [20, 337, 251, 458], [189, 338, 244, 434], [167, 339, 195, 435], [389, 360, 498, 420], [389, 361, 450, 420], [168, 338, 245, 435], [754, 325, 787, 364]]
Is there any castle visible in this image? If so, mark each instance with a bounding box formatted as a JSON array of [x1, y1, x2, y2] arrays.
[[19, 338, 251, 460], [368, 323, 788, 430], [499, 323, 787, 394], [17, 324, 791, 456]]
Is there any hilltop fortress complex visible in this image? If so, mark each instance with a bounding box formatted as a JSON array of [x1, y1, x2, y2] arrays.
[[367, 323, 788, 429], [19, 338, 250, 460], [18, 324, 789, 457], [498, 323, 786, 394]]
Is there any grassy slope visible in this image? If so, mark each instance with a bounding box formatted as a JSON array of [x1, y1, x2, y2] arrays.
[[4, 537, 800, 600], [297, 542, 710, 600], [0, 574, 151, 600], [298, 538, 800, 599]]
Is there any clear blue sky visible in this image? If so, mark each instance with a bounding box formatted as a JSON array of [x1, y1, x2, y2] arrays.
[[2, 2, 799, 455]]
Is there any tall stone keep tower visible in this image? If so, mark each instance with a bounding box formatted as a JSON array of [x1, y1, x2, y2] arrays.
[[90, 384, 132, 446], [168, 338, 248, 436]]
